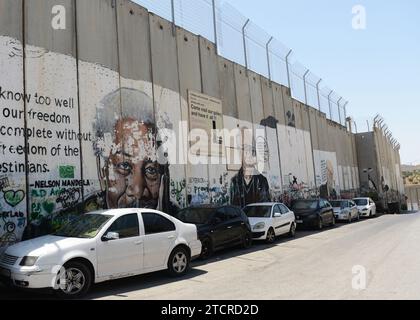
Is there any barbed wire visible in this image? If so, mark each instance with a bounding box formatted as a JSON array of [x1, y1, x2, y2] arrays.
[[135, 0, 350, 127]]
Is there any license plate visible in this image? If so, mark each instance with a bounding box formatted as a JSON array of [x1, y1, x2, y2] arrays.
[[0, 267, 11, 278], [296, 220, 303, 224]]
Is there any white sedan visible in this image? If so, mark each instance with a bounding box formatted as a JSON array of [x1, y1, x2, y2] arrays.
[[243, 203, 297, 243], [330, 200, 360, 223], [0, 209, 201, 298], [354, 198, 377, 218]]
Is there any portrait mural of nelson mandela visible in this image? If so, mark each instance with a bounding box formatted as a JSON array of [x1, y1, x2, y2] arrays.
[[23, 87, 179, 240], [92, 87, 178, 214]]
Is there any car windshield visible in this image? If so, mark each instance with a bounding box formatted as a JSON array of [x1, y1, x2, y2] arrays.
[[244, 206, 272, 218], [331, 201, 348, 209], [354, 199, 368, 206], [53, 214, 112, 239], [292, 200, 318, 210], [175, 208, 215, 225]]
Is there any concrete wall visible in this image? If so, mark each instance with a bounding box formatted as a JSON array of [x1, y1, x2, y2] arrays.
[[2, 0, 404, 251], [355, 128, 404, 204]]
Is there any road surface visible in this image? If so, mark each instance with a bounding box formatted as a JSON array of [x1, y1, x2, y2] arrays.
[[1, 212, 420, 300]]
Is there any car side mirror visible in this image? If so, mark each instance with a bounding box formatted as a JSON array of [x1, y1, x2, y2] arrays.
[[102, 232, 120, 242], [274, 213, 282, 218]]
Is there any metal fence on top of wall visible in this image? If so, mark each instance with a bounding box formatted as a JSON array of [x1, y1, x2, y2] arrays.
[[134, 0, 349, 128]]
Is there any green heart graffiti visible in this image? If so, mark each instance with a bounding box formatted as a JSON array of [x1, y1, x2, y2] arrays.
[[42, 201, 56, 214], [4, 190, 25, 208]]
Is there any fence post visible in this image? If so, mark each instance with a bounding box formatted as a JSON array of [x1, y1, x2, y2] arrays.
[[316, 79, 322, 111], [266, 37, 274, 81], [328, 90, 334, 120], [212, 0, 218, 54], [343, 101, 349, 130], [171, 0, 176, 36], [337, 97, 343, 125], [242, 19, 250, 73], [303, 69, 310, 105], [286, 49, 293, 92]]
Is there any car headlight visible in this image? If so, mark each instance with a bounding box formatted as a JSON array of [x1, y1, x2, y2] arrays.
[[20, 256, 39, 267], [254, 222, 266, 230]]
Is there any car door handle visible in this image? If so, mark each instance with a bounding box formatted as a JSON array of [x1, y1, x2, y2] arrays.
[[227, 226, 233, 229], [168, 235, 176, 239], [134, 240, 143, 245]]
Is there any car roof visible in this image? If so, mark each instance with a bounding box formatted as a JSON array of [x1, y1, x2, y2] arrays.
[[245, 203, 283, 207], [181, 204, 238, 209], [87, 208, 168, 218], [353, 197, 369, 200]]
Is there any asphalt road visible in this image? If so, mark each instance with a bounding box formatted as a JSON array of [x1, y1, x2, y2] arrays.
[[1, 212, 420, 300]]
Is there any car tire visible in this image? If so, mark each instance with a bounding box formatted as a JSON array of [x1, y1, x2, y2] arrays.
[[55, 261, 92, 300], [348, 215, 352, 224], [317, 217, 323, 230], [266, 228, 276, 244], [289, 223, 296, 238], [330, 215, 336, 227], [200, 237, 213, 260], [168, 247, 190, 277], [242, 232, 253, 249]]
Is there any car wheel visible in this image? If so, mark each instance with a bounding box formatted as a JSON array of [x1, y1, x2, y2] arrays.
[[242, 232, 253, 249], [55, 261, 92, 299], [330, 215, 336, 227], [317, 217, 323, 230], [348, 215, 352, 224], [369, 210, 372, 218], [289, 223, 296, 238], [168, 247, 190, 277], [200, 237, 213, 260], [266, 228, 276, 244]]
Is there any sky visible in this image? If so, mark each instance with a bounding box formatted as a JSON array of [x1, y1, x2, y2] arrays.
[[223, 0, 420, 165]]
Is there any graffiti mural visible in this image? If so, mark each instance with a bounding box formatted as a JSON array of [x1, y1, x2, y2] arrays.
[[0, 17, 363, 252], [314, 150, 340, 199], [230, 125, 271, 208]]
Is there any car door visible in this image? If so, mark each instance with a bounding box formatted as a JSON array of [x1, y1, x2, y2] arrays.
[[279, 204, 294, 235], [96, 213, 143, 279], [350, 201, 358, 218], [271, 205, 283, 235], [225, 206, 244, 242], [370, 199, 377, 215], [142, 212, 177, 270], [212, 208, 237, 248], [321, 200, 332, 223]]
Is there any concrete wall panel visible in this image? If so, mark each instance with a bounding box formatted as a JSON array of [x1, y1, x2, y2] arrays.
[[218, 58, 238, 118], [150, 14, 187, 209], [0, 0, 26, 250], [234, 65, 252, 123], [177, 28, 209, 205], [24, 0, 82, 233]]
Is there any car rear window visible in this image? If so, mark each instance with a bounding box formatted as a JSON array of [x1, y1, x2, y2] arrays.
[[243, 206, 272, 218], [174, 208, 214, 225], [292, 200, 318, 210], [354, 199, 368, 206]]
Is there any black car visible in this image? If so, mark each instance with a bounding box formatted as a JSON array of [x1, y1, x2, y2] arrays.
[[291, 199, 336, 230], [174, 205, 253, 259]]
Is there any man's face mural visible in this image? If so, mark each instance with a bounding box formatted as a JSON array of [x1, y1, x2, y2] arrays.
[[106, 119, 161, 208], [95, 88, 163, 210]]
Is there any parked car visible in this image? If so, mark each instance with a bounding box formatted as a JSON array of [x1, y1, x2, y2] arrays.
[[353, 197, 377, 218], [330, 200, 360, 223], [174, 205, 252, 259], [243, 203, 296, 243], [0, 209, 201, 299], [291, 199, 336, 230]]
